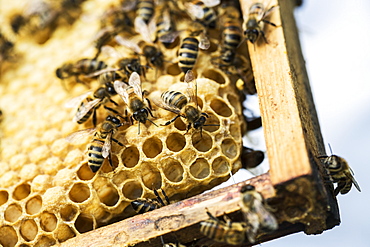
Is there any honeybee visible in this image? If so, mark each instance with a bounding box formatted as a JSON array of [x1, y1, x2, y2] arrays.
[[114, 72, 156, 134], [94, 6, 135, 58], [136, 0, 155, 24], [163, 244, 186, 247], [200, 210, 247, 245], [155, 5, 176, 47], [115, 35, 164, 71], [239, 185, 278, 243], [318, 147, 361, 195], [0, 31, 15, 63], [244, 2, 277, 44], [184, 0, 220, 28], [177, 30, 210, 73], [56, 58, 107, 88], [9, 1, 59, 37], [65, 84, 119, 127], [99, 45, 148, 78], [153, 70, 214, 134], [131, 189, 170, 214], [66, 115, 127, 173]]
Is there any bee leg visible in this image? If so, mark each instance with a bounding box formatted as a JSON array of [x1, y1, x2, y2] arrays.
[[161, 115, 181, 126], [205, 209, 219, 222], [262, 19, 277, 27], [92, 108, 97, 127], [260, 30, 269, 44], [104, 105, 120, 115], [185, 123, 192, 134], [144, 97, 155, 111], [111, 137, 124, 147], [109, 99, 119, 106]]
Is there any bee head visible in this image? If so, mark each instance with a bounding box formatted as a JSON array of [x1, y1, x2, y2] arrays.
[[240, 184, 255, 193], [105, 82, 117, 96], [194, 115, 207, 129], [244, 29, 259, 44], [133, 108, 149, 123]]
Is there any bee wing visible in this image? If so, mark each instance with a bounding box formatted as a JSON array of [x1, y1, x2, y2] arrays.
[[134, 17, 154, 44], [85, 67, 120, 78], [151, 92, 181, 115], [73, 98, 101, 123], [114, 34, 141, 54], [202, 0, 221, 7], [100, 45, 122, 59], [184, 2, 205, 19], [158, 30, 181, 43], [121, 0, 137, 12], [198, 32, 210, 50], [348, 167, 361, 192], [253, 199, 278, 232], [65, 128, 96, 144], [114, 80, 130, 104], [102, 132, 112, 158], [128, 71, 143, 98], [64, 91, 93, 108], [185, 70, 198, 106], [242, 211, 259, 243], [161, 8, 172, 31]]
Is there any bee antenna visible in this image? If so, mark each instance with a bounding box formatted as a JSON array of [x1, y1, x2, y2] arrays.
[[148, 119, 158, 127], [328, 143, 333, 155], [138, 122, 141, 135]]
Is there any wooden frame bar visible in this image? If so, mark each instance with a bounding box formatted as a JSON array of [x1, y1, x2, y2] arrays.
[[59, 0, 340, 246]]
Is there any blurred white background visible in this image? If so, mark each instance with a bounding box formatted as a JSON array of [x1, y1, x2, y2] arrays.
[[263, 0, 370, 246]]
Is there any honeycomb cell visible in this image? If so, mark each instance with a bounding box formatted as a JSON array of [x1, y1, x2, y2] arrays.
[[141, 163, 162, 189], [166, 63, 181, 75], [174, 117, 186, 131], [55, 224, 76, 242], [221, 138, 238, 159], [75, 214, 95, 233], [94, 179, 119, 207], [20, 219, 38, 241], [0, 190, 9, 206], [77, 163, 95, 180], [121, 146, 140, 168], [122, 180, 143, 200], [166, 132, 186, 152], [13, 183, 31, 200], [191, 132, 213, 152], [0, 225, 18, 247], [190, 158, 210, 179], [229, 123, 241, 140], [25, 195, 42, 215], [4, 203, 22, 222], [202, 113, 220, 132], [210, 98, 232, 117], [162, 159, 184, 183], [68, 183, 91, 203], [60, 203, 79, 221], [30, 176, 50, 194], [202, 69, 226, 84], [40, 212, 58, 232], [227, 93, 241, 113], [20, 164, 39, 181], [143, 137, 163, 158], [212, 157, 230, 175], [34, 236, 56, 247]]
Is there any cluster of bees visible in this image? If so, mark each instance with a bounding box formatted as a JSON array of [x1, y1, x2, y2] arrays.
[[53, 0, 360, 245], [2, 0, 360, 245]]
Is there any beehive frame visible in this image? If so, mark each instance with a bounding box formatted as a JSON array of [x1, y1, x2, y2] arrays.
[[57, 0, 340, 246], [0, 0, 340, 246]]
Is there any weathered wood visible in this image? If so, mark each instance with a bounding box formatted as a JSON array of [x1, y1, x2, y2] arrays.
[[58, 174, 282, 247], [240, 0, 339, 234]]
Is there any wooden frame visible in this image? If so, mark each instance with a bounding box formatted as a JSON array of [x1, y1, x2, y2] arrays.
[[59, 0, 340, 246]]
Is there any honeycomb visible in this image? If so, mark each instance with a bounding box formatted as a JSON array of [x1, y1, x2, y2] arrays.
[[0, 0, 251, 246]]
